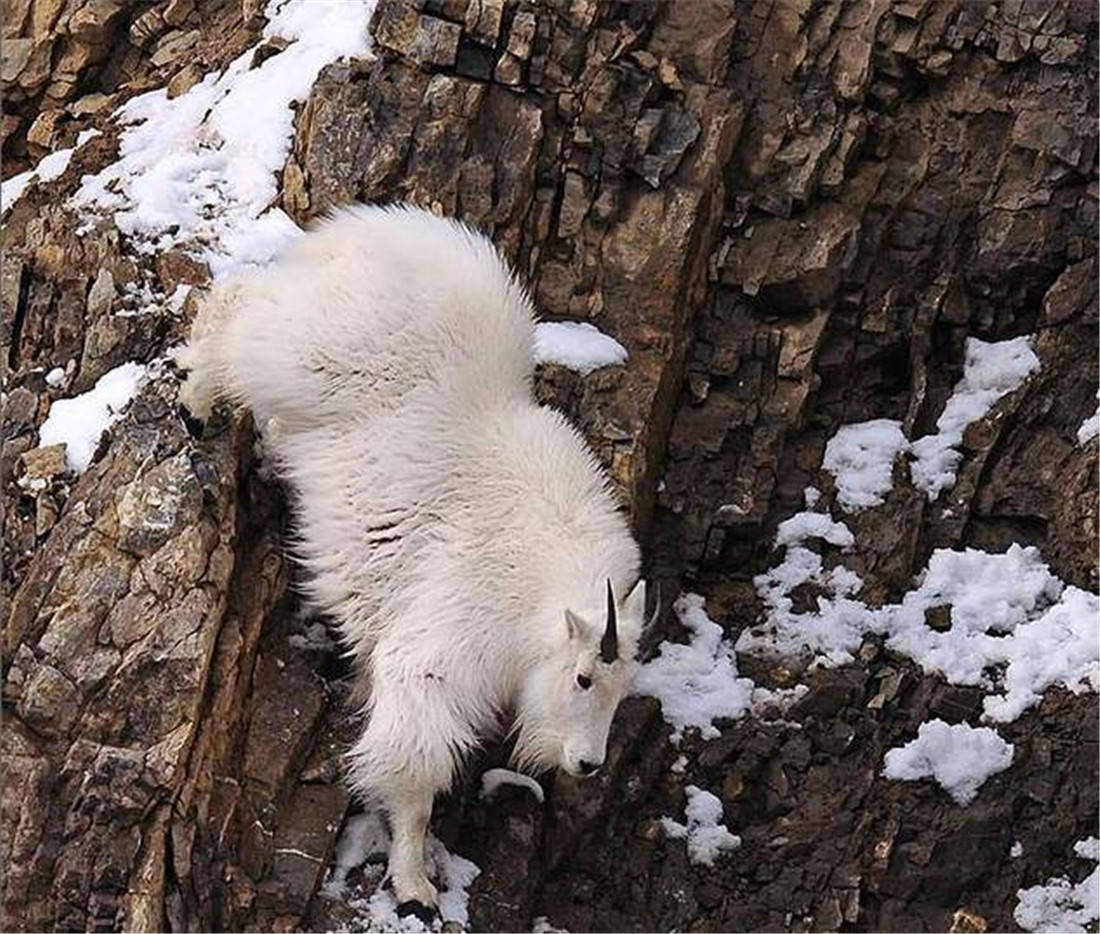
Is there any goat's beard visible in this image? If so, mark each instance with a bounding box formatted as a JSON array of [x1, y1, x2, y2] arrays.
[[507, 710, 563, 774]]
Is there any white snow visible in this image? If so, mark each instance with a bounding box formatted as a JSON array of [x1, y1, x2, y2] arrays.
[[822, 418, 907, 511], [743, 524, 1100, 722], [531, 917, 569, 933], [635, 592, 806, 745], [37, 362, 147, 473], [633, 594, 755, 744], [1, 130, 102, 214], [1012, 841, 1024, 859], [882, 719, 1013, 806], [71, 0, 374, 280], [910, 336, 1040, 499], [1075, 837, 1100, 861], [480, 768, 544, 804], [1014, 837, 1100, 933], [45, 367, 67, 387], [533, 321, 628, 375], [1077, 393, 1099, 445], [740, 539, 868, 667], [325, 808, 480, 932], [822, 338, 1041, 510], [660, 785, 741, 866], [359, 838, 480, 932], [774, 510, 855, 549], [325, 810, 390, 894]]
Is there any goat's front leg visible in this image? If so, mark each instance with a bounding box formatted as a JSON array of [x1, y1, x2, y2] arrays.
[[387, 787, 438, 920]]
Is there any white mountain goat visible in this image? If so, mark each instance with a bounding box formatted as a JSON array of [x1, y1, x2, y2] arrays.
[[174, 204, 654, 916]]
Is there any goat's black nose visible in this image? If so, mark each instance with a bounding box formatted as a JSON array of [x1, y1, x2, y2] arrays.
[[578, 760, 600, 775]]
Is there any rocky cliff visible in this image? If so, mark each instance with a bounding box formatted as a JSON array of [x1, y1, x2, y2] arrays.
[[2, 0, 1097, 931]]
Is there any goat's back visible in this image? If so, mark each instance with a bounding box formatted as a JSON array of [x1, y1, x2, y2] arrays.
[[213, 203, 536, 431]]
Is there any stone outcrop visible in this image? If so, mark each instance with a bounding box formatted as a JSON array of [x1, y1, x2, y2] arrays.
[[2, 0, 1097, 931], [1, 0, 259, 172]]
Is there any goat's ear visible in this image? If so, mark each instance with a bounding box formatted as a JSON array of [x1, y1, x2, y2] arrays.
[[622, 579, 661, 640], [564, 609, 587, 642], [621, 579, 647, 626]]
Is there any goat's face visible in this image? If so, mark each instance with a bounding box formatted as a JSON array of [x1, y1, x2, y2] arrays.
[[513, 580, 653, 778]]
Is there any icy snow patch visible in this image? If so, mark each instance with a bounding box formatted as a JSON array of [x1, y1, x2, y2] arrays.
[[45, 367, 67, 387], [822, 339, 1041, 510], [362, 838, 480, 931], [533, 321, 628, 375], [1, 130, 103, 213], [1014, 837, 1100, 933], [37, 362, 147, 472], [744, 532, 1099, 720], [1011, 841, 1024, 859], [660, 785, 741, 866], [774, 510, 855, 549], [480, 768, 544, 803], [822, 419, 907, 511], [326, 812, 480, 932], [882, 719, 1013, 806], [634, 593, 802, 745], [70, 0, 373, 279], [910, 336, 1040, 499], [324, 810, 390, 894], [1077, 394, 1099, 445]]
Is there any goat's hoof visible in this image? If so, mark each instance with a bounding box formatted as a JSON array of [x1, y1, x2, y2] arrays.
[[396, 899, 437, 924]]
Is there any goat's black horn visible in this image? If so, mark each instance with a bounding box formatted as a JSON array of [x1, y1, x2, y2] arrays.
[[601, 579, 618, 663]]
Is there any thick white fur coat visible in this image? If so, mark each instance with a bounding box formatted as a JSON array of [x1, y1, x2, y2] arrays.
[[177, 204, 645, 909]]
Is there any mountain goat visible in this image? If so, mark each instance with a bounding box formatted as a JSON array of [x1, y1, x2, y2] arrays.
[[175, 204, 653, 917]]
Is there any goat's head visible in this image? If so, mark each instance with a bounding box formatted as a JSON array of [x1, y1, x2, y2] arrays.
[[513, 578, 656, 778]]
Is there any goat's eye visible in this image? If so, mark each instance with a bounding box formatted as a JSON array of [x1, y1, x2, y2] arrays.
[[576, 674, 592, 690]]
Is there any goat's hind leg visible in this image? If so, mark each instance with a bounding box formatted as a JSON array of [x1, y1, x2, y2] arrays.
[[348, 683, 468, 920], [386, 786, 438, 922]]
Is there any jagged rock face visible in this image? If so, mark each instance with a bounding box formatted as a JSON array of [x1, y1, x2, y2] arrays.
[[1, 0, 260, 172], [2, 0, 1097, 932]]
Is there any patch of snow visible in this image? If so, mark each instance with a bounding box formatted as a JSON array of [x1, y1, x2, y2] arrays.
[[45, 367, 67, 387], [2, 128, 103, 214], [1075, 837, 1100, 861], [822, 418, 908, 511], [531, 917, 569, 933], [635, 593, 806, 745], [70, 0, 374, 279], [359, 838, 480, 932], [1076, 393, 1099, 445], [882, 719, 1013, 806], [740, 541, 868, 667], [2, 170, 35, 212], [1014, 837, 1100, 933], [326, 810, 391, 894], [1012, 841, 1024, 859], [774, 510, 854, 549], [480, 768, 544, 804], [745, 532, 1099, 722], [326, 810, 479, 932], [910, 336, 1040, 499], [670, 754, 688, 774], [533, 321, 628, 375], [803, 486, 821, 508], [633, 594, 756, 744], [37, 362, 147, 473], [660, 785, 741, 866]]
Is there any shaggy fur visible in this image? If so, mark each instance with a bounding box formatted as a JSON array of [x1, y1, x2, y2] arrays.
[[175, 204, 648, 910]]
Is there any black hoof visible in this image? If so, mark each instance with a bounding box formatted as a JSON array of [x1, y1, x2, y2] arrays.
[[178, 404, 206, 439], [396, 899, 437, 924]]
